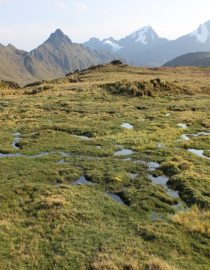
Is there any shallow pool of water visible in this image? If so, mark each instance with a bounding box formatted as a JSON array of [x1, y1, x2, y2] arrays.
[[74, 135, 90, 140], [177, 123, 188, 129], [12, 138, 21, 150], [147, 174, 180, 199], [188, 149, 210, 160], [73, 175, 97, 185], [11, 132, 21, 136], [121, 123, 133, 129], [114, 144, 133, 156], [135, 160, 159, 171], [29, 151, 56, 158], [104, 192, 125, 205], [128, 172, 139, 179], [0, 153, 21, 158]]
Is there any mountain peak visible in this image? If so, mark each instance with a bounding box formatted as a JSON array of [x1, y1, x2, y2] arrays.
[[54, 29, 65, 37], [190, 22, 209, 43], [7, 43, 17, 50], [45, 29, 72, 48], [129, 25, 157, 45]]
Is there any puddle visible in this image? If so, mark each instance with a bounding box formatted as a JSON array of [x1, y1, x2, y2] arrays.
[[12, 138, 21, 149], [177, 123, 188, 129], [128, 172, 139, 179], [73, 175, 97, 185], [188, 149, 210, 160], [11, 132, 21, 136], [135, 160, 159, 171], [59, 151, 71, 157], [57, 159, 65, 163], [114, 144, 133, 156], [147, 174, 180, 199], [48, 120, 52, 123], [121, 123, 133, 129], [55, 183, 61, 186], [176, 131, 210, 142], [0, 153, 21, 158], [29, 151, 55, 158], [30, 132, 38, 135], [123, 157, 131, 161], [74, 135, 90, 140], [97, 146, 102, 149], [114, 148, 133, 156], [191, 131, 210, 137], [11, 133, 22, 150], [104, 192, 125, 205], [175, 134, 190, 142]]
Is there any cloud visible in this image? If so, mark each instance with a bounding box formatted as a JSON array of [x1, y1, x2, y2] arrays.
[[54, 1, 66, 9], [74, 1, 87, 12], [153, 2, 160, 10]]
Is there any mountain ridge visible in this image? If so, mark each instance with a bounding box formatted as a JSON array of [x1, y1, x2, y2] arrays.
[[0, 29, 147, 86], [83, 20, 210, 65], [163, 51, 210, 67]]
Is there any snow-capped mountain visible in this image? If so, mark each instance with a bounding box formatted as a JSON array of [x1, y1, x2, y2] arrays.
[[127, 25, 159, 45], [83, 25, 167, 56], [190, 23, 209, 43], [102, 39, 123, 52], [83, 20, 210, 66]]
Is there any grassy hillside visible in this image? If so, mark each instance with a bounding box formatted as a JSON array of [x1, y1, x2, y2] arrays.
[[163, 52, 210, 67], [0, 44, 53, 86], [0, 64, 210, 269], [0, 30, 146, 87]]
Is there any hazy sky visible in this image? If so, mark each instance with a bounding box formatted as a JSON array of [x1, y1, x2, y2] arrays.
[[1, 0, 210, 51]]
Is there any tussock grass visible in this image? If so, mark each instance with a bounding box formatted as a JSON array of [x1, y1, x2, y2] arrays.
[[146, 257, 178, 270], [109, 125, 182, 152], [97, 78, 193, 97], [0, 80, 21, 90], [171, 205, 210, 236], [91, 254, 139, 270]]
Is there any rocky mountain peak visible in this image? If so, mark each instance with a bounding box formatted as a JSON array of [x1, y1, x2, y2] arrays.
[[45, 29, 72, 48]]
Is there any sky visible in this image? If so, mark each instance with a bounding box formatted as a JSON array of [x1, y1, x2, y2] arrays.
[[1, 0, 210, 51]]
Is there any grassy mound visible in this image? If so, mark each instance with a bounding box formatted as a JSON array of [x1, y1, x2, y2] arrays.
[[0, 80, 21, 90], [97, 79, 193, 96]]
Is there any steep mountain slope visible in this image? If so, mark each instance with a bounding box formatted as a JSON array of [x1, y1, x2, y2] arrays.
[[30, 29, 146, 79], [83, 21, 210, 65], [83, 25, 169, 65], [0, 29, 145, 86], [163, 52, 210, 67], [0, 44, 53, 86]]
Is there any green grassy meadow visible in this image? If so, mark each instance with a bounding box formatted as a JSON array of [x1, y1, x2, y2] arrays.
[[0, 63, 210, 269]]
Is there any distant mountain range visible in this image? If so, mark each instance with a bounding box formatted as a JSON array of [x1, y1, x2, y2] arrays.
[[163, 52, 210, 67], [2, 21, 210, 86], [83, 21, 210, 66], [0, 29, 145, 86]]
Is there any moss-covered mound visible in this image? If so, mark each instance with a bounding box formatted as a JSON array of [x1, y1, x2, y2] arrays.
[[97, 78, 193, 96], [0, 80, 21, 90]]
